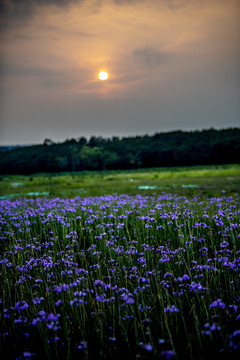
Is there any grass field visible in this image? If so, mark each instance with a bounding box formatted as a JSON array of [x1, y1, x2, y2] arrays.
[[0, 191, 240, 359], [0, 164, 240, 199], [0, 164, 240, 359]]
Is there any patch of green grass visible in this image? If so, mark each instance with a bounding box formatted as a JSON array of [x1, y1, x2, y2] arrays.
[[0, 164, 239, 199]]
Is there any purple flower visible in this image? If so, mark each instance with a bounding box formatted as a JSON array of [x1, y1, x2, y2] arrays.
[[178, 274, 190, 282], [209, 299, 225, 309], [23, 352, 33, 358], [15, 301, 29, 312], [32, 297, 44, 305], [229, 329, 240, 350], [77, 341, 87, 350], [160, 350, 176, 359], [125, 297, 135, 304], [164, 305, 179, 313], [56, 300, 63, 307], [141, 343, 153, 352]]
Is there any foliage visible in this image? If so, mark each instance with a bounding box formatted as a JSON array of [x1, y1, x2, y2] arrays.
[[0, 128, 239, 174]]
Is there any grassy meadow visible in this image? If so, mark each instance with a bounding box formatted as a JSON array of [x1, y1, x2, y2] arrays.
[[0, 164, 240, 359], [0, 164, 240, 199]]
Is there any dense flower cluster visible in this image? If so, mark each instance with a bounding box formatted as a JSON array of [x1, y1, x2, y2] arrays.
[[0, 193, 240, 359]]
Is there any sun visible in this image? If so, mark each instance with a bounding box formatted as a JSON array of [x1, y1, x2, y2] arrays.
[[98, 71, 109, 80]]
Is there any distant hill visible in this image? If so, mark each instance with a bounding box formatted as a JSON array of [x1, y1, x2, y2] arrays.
[[0, 128, 239, 174], [0, 145, 28, 152]]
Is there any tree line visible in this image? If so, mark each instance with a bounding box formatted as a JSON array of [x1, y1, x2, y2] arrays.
[[0, 128, 239, 174]]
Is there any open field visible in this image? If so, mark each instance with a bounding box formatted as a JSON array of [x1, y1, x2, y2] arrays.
[[0, 192, 240, 359], [0, 164, 240, 359], [0, 164, 240, 199]]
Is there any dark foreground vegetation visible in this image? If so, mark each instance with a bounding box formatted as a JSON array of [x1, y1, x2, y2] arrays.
[[0, 128, 239, 174], [0, 192, 240, 360]]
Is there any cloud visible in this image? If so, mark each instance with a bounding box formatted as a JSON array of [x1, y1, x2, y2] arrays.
[[133, 47, 167, 67], [0, 62, 54, 77], [113, 0, 144, 5], [0, 0, 229, 28], [0, 62, 82, 89], [0, 0, 83, 25], [113, 0, 196, 9], [0, 0, 213, 22]]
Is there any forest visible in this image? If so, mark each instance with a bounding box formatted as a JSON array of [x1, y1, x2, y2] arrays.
[[0, 128, 239, 174]]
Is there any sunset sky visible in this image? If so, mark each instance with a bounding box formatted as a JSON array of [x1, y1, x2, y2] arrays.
[[0, 0, 239, 145]]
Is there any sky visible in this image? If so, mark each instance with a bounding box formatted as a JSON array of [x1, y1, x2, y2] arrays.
[[0, 0, 239, 145]]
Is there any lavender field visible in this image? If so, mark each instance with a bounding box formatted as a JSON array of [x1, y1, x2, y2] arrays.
[[0, 193, 240, 359]]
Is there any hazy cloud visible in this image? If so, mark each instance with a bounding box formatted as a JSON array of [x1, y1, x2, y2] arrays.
[[133, 47, 167, 67], [0, 61, 92, 90], [113, 0, 145, 5], [0, 63, 32, 77], [0, 0, 219, 21], [0, 62, 59, 82], [113, 0, 199, 9], [0, 0, 82, 25]]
